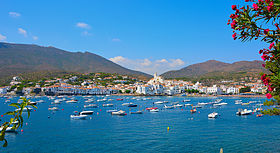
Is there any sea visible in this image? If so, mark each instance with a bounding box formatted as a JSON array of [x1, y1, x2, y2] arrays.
[[0, 96, 279, 153]]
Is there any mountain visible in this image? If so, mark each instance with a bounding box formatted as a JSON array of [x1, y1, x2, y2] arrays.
[[0, 42, 151, 82], [161, 60, 267, 79]]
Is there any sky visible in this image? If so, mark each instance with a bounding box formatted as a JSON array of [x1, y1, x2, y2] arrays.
[[0, 0, 266, 75]]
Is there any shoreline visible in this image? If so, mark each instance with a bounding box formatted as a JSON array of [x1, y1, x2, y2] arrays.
[[111, 94, 266, 98]]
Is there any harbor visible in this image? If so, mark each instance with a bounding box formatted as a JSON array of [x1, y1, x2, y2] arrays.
[[0, 95, 279, 153]]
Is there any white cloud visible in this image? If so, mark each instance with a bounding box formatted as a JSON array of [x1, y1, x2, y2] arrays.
[[76, 22, 90, 29], [109, 56, 186, 75], [32, 36, 38, 40], [0, 34, 7, 41], [112, 38, 121, 42], [18, 28, 27, 37], [9, 12, 21, 18]]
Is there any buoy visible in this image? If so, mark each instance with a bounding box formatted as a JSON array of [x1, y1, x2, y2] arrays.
[[21, 129, 23, 132], [167, 127, 170, 131], [1, 115, 3, 117], [34, 110, 36, 112], [62, 109, 64, 111], [97, 112, 99, 115], [100, 109, 102, 111], [26, 123, 28, 125], [181, 109, 183, 111]]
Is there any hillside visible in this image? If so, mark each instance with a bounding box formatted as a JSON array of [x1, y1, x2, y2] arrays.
[[0, 42, 151, 83], [161, 60, 267, 80]]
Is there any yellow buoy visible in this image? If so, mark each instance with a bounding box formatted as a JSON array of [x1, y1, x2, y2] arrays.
[[167, 127, 170, 131]]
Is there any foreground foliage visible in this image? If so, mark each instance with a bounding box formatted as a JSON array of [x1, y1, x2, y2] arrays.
[[0, 98, 36, 147], [229, 0, 280, 114]]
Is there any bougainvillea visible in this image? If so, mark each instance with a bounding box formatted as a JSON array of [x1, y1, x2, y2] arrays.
[[228, 0, 280, 115]]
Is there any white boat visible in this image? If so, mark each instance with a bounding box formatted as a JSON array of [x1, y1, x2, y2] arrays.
[[66, 99, 78, 103], [182, 99, 191, 102], [154, 101, 164, 104], [198, 102, 208, 106], [0, 126, 16, 132], [208, 112, 218, 118], [236, 109, 252, 115], [185, 104, 192, 106], [97, 99, 107, 102], [213, 102, 228, 106], [164, 105, 174, 109], [48, 107, 59, 111], [107, 110, 118, 113], [122, 103, 131, 106], [102, 103, 114, 107], [84, 104, 98, 108], [173, 104, 183, 108], [149, 109, 159, 112], [15, 107, 33, 112], [111, 110, 126, 115], [85, 99, 94, 103], [70, 114, 87, 119], [36, 100, 44, 103], [54, 99, 62, 104], [80, 111, 94, 115]]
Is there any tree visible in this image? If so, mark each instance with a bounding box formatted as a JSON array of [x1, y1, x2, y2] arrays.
[[228, 0, 280, 115], [0, 98, 36, 147], [239, 86, 251, 93]]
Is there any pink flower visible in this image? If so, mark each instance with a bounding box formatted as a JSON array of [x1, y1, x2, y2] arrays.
[[269, 42, 274, 49], [253, 3, 259, 10], [232, 33, 237, 40], [262, 64, 265, 67], [264, 29, 269, 34], [266, 93, 272, 99], [267, 5, 272, 12], [268, 85, 274, 91]]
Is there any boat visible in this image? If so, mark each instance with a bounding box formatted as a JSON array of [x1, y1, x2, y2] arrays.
[[164, 105, 174, 109], [36, 100, 44, 103], [97, 99, 107, 102], [182, 99, 191, 102], [107, 110, 118, 113], [130, 111, 143, 114], [48, 107, 59, 111], [0, 126, 16, 132], [102, 103, 114, 107], [84, 104, 98, 108], [185, 104, 192, 106], [190, 109, 197, 113], [241, 103, 250, 106], [253, 108, 263, 112], [208, 112, 218, 118], [122, 103, 130, 106], [70, 114, 87, 119], [213, 102, 227, 106], [149, 108, 159, 112], [146, 107, 158, 110], [79, 111, 94, 115], [111, 110, 126, 115], [116, 98, 123, 101], [128, 103, 137, 107], [173, 104, 183, 108], [154, 101, 164, 104], [66, 99, 78, 103], [256, 114, 263, 117], [29, 102, 37, 105], [54, 99, 62, 104], [236, 109, 252, 115], [85, 99, 94, 103], [15, 107, 33, 112]]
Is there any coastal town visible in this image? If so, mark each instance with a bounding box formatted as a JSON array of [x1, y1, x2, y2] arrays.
[[0, 72, 266, 96]]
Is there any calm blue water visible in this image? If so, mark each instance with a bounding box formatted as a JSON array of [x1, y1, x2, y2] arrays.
[[0, 96, 279, 153]]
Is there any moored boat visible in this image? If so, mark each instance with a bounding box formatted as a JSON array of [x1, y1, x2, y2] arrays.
[[70, 114, 87, 119], [208, 112, 218, 118], [79, 110, 94, 115]]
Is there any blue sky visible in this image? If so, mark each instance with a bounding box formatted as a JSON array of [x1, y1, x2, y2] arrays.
[[0, 0, 265, 74]]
